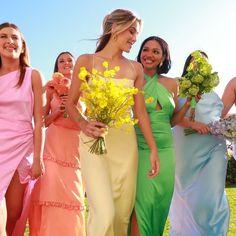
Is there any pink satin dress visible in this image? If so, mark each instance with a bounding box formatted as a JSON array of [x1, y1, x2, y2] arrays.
[[0, 68, 35, 235]]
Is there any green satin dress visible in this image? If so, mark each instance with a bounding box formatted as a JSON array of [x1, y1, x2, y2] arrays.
[[130, 74, 175, 236]]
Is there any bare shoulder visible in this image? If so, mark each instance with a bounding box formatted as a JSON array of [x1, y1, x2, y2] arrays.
[[128, 59, 142, 70], [161, 75, 178, 87], [227, 77, 236, 86], [32, 69, 44, 84], [74, 54, 94, 72], [76, 54, 92, 64]]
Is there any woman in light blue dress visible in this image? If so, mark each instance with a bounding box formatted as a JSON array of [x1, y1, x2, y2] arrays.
[[169, 51, 230, 236]]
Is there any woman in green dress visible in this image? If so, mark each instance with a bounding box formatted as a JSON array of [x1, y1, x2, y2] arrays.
[[129, 36, 190, 236]]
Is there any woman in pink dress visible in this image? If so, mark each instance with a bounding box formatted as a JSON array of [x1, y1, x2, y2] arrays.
[[221, 77, 236, 117], [29, 52, 85, 236], [221, 77, 236, 160], [0, 22, 45, 236]]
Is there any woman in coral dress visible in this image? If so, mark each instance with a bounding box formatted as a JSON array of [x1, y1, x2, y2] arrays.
[[29, 52, 85, 236], [0, 22, 44, 236]]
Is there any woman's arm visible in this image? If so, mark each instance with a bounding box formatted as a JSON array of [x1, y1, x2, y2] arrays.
[[43, 90, 66, 127], [133, 62, 160, 178], [169, 79, 191, 126], [31, 69, 45, 178], [221, 77, 236, 117], [178, 117, 210, 134], [66, 54, 106, 138]]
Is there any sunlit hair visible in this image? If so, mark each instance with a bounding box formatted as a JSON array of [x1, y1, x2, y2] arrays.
[[53, 51, 74, 73], [95, 9, 141, 53], [181, 50, 208, 77], [137, 36, 171, 74], [0, 22, 30, 87]]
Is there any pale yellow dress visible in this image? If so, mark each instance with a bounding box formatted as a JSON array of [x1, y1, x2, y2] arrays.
[[80, 78, 138, 236]]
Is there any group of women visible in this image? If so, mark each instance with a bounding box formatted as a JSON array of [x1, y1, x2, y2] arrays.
[[0, 7, 232, 236]]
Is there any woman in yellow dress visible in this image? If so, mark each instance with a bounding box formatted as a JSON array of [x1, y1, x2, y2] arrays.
[[66, 9, 160, 236]]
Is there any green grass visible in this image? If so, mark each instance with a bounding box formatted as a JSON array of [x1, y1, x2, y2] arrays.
[[24, 187, 235, 235], [163, 187, 236, 236]]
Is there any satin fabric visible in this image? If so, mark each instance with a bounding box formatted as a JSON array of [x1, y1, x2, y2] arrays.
[[129, 74, 175, 236], [0, 68, 35, 236], [169, 92, 230, 236], [80, 79, 138, 236]]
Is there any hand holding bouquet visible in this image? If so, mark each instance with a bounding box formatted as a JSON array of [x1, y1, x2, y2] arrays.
[[45, 72, 71, 118], [78, 61, 139, 155], [179, 51, 219, 121], [185, 114, 236, 143]]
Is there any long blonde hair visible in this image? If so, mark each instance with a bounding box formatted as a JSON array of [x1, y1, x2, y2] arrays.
[[95, 9, 141, 52]]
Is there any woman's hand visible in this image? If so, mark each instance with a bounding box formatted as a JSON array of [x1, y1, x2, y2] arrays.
[[191, 121, 210, 134], [148, 149, 160, 178], [30, 158, 45, 180], [80, 119, 108, 138], [58, 94, 68, 114]]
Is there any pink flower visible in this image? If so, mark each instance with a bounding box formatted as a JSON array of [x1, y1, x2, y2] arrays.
[[45, 73, 71, 96], [52, 72, 64, 84]]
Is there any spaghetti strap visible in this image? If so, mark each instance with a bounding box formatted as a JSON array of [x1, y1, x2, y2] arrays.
[[127, 60, 137, 78], [92, 54, 95, 69]]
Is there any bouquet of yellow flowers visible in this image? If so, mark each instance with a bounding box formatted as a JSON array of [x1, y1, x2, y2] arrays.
[[45, 72, 71, 118], [178, 51, 219, 121], [78, 61, 139, 155]]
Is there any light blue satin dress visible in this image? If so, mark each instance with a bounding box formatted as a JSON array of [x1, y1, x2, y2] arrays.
[[169, 92, 230, 236]]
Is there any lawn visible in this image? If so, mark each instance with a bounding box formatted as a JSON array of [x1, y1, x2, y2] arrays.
[[24, 187, 235, 235], [163, 187, 236, 236]]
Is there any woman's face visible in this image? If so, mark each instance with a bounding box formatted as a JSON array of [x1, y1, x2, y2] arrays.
[[116, 20, 140, 53], [57, 53, 75, 77], [0, 27, 24, 60], [140, 39, 164, 71]]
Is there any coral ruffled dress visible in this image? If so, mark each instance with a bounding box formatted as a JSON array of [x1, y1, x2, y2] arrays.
[[29, 94, 85, 236]]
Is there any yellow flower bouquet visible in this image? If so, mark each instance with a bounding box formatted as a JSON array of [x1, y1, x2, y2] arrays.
[[78, 61, 139, 155], [178, 51, 219, 121]]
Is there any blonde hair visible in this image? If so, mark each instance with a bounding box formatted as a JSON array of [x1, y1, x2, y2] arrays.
[[95, 9, 141, 52]]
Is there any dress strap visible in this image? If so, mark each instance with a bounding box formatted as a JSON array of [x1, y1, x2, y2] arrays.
[[92, 54, 94, 70], [127, 60, 137, 78], [144, 73, 158, 82]]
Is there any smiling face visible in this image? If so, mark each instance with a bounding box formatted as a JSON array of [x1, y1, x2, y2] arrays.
[[56, 53, 75, 78], [0, 26, 24, 60], [115, 20, 140, 53], [140, 39, 164, 73]]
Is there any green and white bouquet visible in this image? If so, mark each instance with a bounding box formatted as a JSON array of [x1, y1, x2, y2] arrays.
[[179, 51, 219, 121]]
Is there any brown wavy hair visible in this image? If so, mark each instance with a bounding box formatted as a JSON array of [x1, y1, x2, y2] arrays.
[[0, 22, 30, 87]]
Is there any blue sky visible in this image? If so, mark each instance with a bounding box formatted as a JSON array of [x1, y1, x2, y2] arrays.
[[1, 0, 236, 99]]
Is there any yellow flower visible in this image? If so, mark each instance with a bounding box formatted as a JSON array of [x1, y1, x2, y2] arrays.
[[92, 68, 98, 75], [102, 61, 109, 69], [77, 61, 138, 155], [145, 96, 154, 104], [78, 67, 89, 81]]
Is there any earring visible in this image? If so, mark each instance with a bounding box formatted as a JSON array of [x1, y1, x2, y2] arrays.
[[113, 34, 117, 41], [159, 62, 163, 67]]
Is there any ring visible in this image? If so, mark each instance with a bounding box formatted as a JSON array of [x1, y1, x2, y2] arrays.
[[151, 170, 155, 174]]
